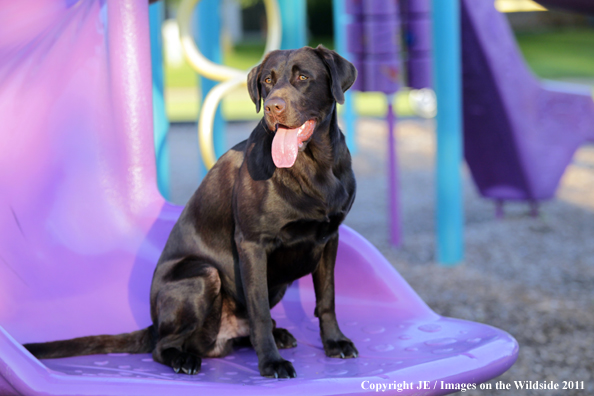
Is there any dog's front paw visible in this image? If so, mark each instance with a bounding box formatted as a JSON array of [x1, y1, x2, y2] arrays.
[[166, 349, 201, 375], [273, 327, 297, 349], [323, 338, 358, 359], [260, 358, 297, 378]]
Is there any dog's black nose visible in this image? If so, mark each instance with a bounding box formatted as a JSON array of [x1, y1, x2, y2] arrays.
[[264, 97, 286, 116]]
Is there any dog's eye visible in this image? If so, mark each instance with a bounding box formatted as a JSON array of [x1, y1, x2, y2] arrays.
[[299, 75, 308, 81], [264, 77, 272, 84]]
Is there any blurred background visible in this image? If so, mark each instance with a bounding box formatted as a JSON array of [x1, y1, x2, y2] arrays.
[[159, 0, 594, 122]]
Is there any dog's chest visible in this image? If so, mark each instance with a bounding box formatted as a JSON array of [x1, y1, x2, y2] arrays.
[[265, 213, 344, 284], [278, 212, 344, 245]]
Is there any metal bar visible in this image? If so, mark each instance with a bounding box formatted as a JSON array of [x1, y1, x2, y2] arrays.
[[432, 0, 464, 265], [197, 0, 225, 167], [387, 100, 401, 246], [149, 1, 170, 200], [278, 0, 306, 50], [332, 0, 357, 154]]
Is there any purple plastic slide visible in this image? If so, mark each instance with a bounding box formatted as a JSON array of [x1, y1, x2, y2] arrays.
[[462, 0, 594, 202], [0, 1, 517, 395]]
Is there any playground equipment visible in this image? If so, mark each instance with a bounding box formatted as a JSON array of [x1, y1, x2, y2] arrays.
[[340, 0, 462, 261], [149, 1, 170, 200], [346, 0, 402, 246], [380, 0, 594, 263], [178, 0, 281, 169], [400, 0, 436, 119], [332, 0, 358, 153], [462, 0, 594, 215], [400, 0, 433, 90], [0, 0, 518, 394], [174, 0, 306, 173], [432, 0, 464, 264]]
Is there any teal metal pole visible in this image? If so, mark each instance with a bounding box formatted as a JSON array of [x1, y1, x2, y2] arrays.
[[149, 1, 170, 200], [196, 0, 225, 177], [278, 0, 306, 49], [332, 0, 357, 154], [431, 0, 464, 265]]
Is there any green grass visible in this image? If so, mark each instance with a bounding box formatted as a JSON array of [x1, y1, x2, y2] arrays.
[[224, 42, 266, 70], [515, 28, 594, 79], [164, 59, 198, 89]]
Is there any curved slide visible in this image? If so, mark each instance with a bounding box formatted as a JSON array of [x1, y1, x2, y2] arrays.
[[462, 0, 594, 201], [0, 1, 517, 395]]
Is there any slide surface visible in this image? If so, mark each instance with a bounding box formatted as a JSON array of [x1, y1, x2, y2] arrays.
[[462, 0, 594, 201], [0, 1, 517, 395]]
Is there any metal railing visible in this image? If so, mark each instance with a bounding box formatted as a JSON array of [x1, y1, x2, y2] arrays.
[[177, 0, 282, 169]]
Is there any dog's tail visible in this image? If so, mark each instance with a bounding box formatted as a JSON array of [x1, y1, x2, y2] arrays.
[[23, 325, 156, 359]]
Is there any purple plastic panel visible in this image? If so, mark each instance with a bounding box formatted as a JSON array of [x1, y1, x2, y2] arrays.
[[0, 0, 159, 352], [407, 57, 433, 90], [461, 0, 594, 201], [0, 0, 517, 395], [400, 0, 433, 89], [363, 19, 399, 54], [345, 0, 401, 93], [346, 0, 364, 15], [407, 0, 431, 13], [407, 17, 432, 52], [364, 55, 401, 93], [350, 55, 366, 91], [346, 0, 399, 16], [346, 22, 364, 54], [362, 0, 398, 16]]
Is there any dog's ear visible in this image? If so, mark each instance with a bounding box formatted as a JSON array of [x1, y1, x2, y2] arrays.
[[314, 45, 357, 105], [247, 63, 263, 113]]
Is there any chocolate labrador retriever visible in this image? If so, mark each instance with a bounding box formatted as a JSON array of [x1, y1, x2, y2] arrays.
[[25, 45, 358, 379]]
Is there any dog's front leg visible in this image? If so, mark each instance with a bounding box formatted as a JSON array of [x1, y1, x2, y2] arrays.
[[312, 234, 359, 359], [236, 236, 297, 378]]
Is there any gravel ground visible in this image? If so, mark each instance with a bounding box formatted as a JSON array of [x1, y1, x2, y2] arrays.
[[168, 118, 594, 395]]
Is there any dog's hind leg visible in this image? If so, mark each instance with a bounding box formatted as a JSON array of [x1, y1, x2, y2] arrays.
[[234, 319, 297, 350], [152, 264, 222, 374], [271, 319, 297, 349]]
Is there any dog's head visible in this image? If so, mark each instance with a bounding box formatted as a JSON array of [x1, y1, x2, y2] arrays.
[[247, 45, 357, 168]]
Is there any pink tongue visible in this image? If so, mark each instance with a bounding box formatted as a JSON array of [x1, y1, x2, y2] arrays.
[[271, 126, 300, 168]]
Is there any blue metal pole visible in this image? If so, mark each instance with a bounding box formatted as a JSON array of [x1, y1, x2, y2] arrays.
[[278, 0, 307, 50], [196, 0, 225, 177], [149, 1, 170, 200], [431, 0, 463, 265], [332, 0, 357, 154]]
